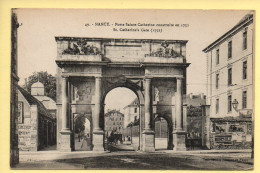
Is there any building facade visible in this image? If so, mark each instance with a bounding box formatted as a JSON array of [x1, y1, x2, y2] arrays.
[[105, 110, 124, 135], [123, 98, 139, 128], [32, 81, 57, 118], [202, 13, 254, 149], [17, 85, 56, 151]]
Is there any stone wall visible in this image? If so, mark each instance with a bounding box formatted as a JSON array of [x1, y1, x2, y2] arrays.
[[18, 105, 38, 151]]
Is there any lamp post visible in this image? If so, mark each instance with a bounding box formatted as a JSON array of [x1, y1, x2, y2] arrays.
[[232, 99, 254, 159], [232, 99, 239, 112], [130, 123, 133, 144]]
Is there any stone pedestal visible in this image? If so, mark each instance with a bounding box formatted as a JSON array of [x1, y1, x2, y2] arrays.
[[93, 130, 104, 151], [173, 131, 186, 151], [60, 130, 72, 152], [142, 130, 155, 152]]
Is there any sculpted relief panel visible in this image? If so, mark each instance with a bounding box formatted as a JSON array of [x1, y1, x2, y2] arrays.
[[152, 79, 176, 116], [152, 79, 176, 105], [145, 42, 184, 58], [71, 78, 95, 104], [62, 40, 101, 55]]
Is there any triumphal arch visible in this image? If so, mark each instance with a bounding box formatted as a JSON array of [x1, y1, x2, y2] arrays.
[[55, 37, 190, 152]]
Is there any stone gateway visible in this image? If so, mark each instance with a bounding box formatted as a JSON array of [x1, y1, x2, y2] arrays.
[[55, 37, 190, 152]]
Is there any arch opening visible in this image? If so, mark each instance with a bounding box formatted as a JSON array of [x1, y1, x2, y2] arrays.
[[154, 114, 173, 150], [103, 87, 141, 151], [73, 114, 92, 151]]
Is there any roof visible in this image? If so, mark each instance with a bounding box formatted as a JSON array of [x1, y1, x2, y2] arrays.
[[203, 13, 254, 53], [105, 110, 124, 117], [123, 98, 139, 109], [34, 95, 56, 110], [185, 94, 206, 106], [18, 86, 55, 120], [31, 81, 44, 88]]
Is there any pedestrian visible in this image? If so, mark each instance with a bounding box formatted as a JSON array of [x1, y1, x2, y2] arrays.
[[191, 139, 195, 150]]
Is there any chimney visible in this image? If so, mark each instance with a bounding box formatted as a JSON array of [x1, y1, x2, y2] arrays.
[[189, 93, 193, 99], [200, 93, 204, 100]]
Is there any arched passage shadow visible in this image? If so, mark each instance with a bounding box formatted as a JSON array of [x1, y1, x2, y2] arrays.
[[154, 113, 173, 150]]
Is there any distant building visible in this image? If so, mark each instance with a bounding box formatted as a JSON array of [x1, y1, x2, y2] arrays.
[[17, 85, 56, 151], [123, 98, 139, 128], [202, 13, 254, 149], [105, 110, 124, 136], [186, 93, 206, 107], [31, 81, 57, 118]]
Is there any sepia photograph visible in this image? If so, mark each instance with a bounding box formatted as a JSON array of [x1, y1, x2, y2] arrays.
[[10, 9, 254, 170]]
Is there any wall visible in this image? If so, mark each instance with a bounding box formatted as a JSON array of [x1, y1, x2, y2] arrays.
[[18, 105, 38, 151]]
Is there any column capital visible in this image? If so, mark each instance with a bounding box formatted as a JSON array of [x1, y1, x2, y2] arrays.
[[61, 75, 70, 79], [95, 76, 102, 80], [176, 76, 184, 80], [144, 77, 152, 82]]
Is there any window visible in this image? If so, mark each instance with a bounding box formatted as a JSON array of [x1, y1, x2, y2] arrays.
[[216, 99, 219, 114], [216, 49, 219, 65], [228, 95, 232, 112], [228, 41, 232, 59], [216, 74, 219, 89], [134, 107, 137, 113], [242, 91, 247, 109], [243, 61, 247, 79], [243, 30, 247, 50], [228, 68, 232, 86]]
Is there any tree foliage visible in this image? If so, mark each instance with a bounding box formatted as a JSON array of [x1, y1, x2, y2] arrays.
[[187, 105, 202, 117], [75, 116, 85, 134], [23, 71, 56, 101]]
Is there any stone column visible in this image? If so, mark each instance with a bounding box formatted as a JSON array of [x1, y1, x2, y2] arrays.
[[175, 77, 183, 130], [142, 78, 155, 152], [93, 77, 104, 151], [30, 105, 38, 151], [59, 76, 71, 152], [173, 77, 186, 151]]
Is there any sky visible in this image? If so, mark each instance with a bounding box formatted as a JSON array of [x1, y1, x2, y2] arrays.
[[15, 9, 251, 112]]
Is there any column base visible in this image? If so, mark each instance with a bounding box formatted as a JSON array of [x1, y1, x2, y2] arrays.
[[59, 130, 72, 152], [93, 130, 104, 151], [141, 129, 155, 152], [173, 131, 186, 151]]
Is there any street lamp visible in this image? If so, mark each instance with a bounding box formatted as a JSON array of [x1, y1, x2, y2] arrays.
[[232, 99, 239, 112]]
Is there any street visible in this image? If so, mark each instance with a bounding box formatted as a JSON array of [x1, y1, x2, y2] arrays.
[[14, 144, 253, 170]]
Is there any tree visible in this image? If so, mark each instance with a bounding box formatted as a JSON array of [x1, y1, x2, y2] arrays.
[[23, 71, 56, 101]]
